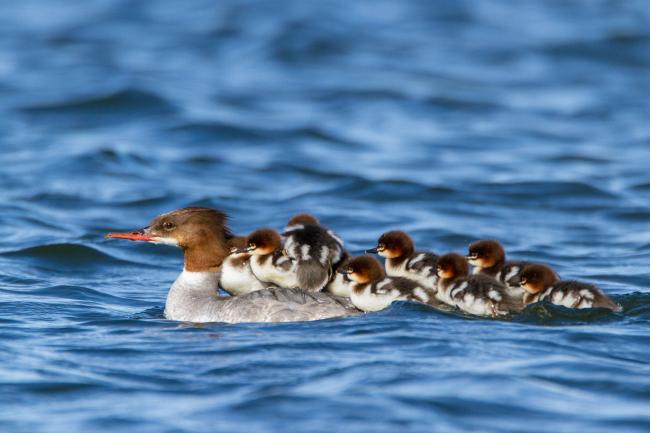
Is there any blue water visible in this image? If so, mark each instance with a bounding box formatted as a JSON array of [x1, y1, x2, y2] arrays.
[[1, 1, 650, 432]]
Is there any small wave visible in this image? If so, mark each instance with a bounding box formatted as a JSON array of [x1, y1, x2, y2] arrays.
[[166, 121, 271, 142], [425, 94, 503, 112], [604, 208, 650, 222], [166, 121, 361, 148], [19, 89, 177, 127], [514, 302, 622, 326], [544, 154, 612, 164], [26, 285, 149, 306], [542, 39, 649, 67], [473, 181, 617, 200], [616, 292, 650, 317], [629, 182, 650, 192], [22, 88, 174, 113], [1, 243, 130, 267], [132, 306, 165, 319]]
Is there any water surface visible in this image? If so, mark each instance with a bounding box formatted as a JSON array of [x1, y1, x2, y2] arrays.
[[1, 1, 650, 432]]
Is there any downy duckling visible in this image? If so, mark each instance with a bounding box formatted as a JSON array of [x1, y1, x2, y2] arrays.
[[436, 253, 523, 317], [236, 228, 299, 289], [339, 255, 441, 312], [519, 264, 621, 312], [367, 230, 438, 289], [220, 235, 269, 295], [283, 213, 347, 292], [467, 239, 532, 299]]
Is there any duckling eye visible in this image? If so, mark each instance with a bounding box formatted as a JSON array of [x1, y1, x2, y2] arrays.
[[378, 243, 386, 250], [248, 243, 256, 249], [162, 222, 175, 231]]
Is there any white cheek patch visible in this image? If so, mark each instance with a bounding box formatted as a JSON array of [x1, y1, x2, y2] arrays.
[[152, 237, 180, 246]]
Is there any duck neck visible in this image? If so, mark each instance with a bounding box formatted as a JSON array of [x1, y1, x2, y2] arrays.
[[183, 237, 228, 272], [165, 234, 229, 321], [164, 269, 222, 321]]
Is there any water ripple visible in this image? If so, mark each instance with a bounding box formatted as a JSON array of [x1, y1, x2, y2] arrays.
[[1, 1, 650, 432]]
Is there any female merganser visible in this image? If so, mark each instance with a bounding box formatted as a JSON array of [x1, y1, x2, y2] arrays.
[[366, 231, 438, 289], [282, 213, 347, 292], [436, 253, 522, 317], [234, 228, 299, 289], [220, 235, 269, 295], [106, 207, 360, 323], [466, 239, 532, 299], [339, 255, 441, 312], [519, 264, 621, 312]]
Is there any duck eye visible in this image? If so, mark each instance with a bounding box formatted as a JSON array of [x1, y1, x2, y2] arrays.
[[248, 243, 256, 249], [378, 243, 385, 250], [162, 222, 175, 231]]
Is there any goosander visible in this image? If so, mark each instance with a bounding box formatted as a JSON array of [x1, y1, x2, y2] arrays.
[[436, 253, 522, 317], [467, 239, 534, 299], [234, 228, 299, 289], [106, 207, 360, 323], [339, 255, 441, 312], [519, 264, 621, 312], [220, 235, 269, 295], [282, 213, 347, 292], [367, 231, 438, 289]]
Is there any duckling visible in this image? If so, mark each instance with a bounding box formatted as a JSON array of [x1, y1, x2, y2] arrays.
[[339, 255, 441, 312], [235, 228, 299, 289], [326, 256, 354, 297], [467, 239, 533, 299], [367, 230, 438, 289], [283, 213, 347, 292], [520, 264, 621, 312], [436, 253, 523, 317], [220, 235, 269, 295]]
